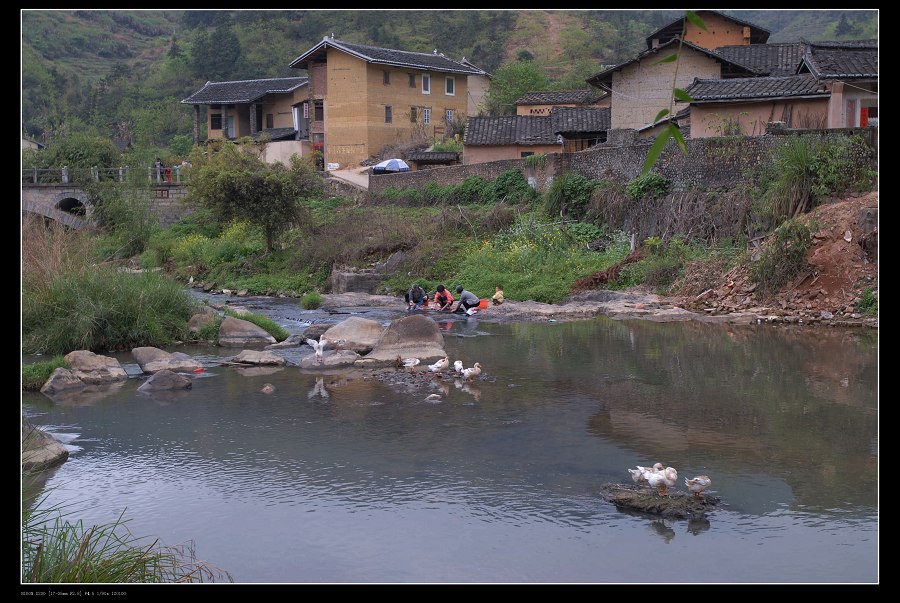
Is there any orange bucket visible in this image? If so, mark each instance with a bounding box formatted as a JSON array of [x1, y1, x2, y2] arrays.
[[477, 299, 489, 310]]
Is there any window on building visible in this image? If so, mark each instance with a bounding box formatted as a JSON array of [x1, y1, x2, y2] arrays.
[[408, 73, 416, 88], [210, 113, 222, 130], [266, 114, 274, 129], [385, 106, 392, 123], [445, 76, 455, 96], [521, 152, 535, 158], [314, 101, 324, 121], [410, 106, 418, 123], [383, 70, 390, 85], [423, 108, 431, 124], [422, 74, 431, 95], [445, 109, 454, 124], [303, 102, 309, 119]]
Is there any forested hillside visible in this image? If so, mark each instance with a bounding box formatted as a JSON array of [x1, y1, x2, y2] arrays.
[[21, 9, 878, 155]]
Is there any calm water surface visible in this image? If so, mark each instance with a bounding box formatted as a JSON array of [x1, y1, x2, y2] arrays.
[[23, 310, 878, 584]]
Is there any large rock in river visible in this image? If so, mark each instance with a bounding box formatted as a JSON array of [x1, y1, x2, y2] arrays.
[[132, 347, 201, 374], [231, 350, 286, 366], [40, 367, 85, 396], [22, 418, 69, 471], [354, 314, 446, 368], [321, 316, 386, 354], [137, 369, 193, 393], [64, 350, 128, 384], [218, 316, 277, 347]]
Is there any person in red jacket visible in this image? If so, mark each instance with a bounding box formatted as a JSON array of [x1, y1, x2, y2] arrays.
[[432, 284, 454, 311]]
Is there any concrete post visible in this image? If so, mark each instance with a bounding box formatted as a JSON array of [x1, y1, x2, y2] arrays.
[[118, 167, 124, 182], [32, 167, 37, 183], [62, 166, 69, 183], [250, 103, 257, 135]]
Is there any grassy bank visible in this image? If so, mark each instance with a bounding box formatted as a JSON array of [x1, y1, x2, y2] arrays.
[[22, 357, 68, 391], [22, 215, 198, 355]]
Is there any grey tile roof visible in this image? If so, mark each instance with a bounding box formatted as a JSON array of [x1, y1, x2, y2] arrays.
[[800, 40, 877, 79], [289, 37, 485, 75], [181, 77, 308, 104], [465, 107, 612, 146], [714, 42, 805, 76], [407, 151, 460, 162], [515, 90, 596, 106], [586, 39, 760, 87], [684, 74, 828, 102], [251, 128, 297, 142], [463, 116, 555, 146], [645, 10, 770, 49], [551, 107, 611, 134]]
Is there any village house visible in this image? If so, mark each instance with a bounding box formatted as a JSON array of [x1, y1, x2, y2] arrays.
[[181, 76, 311, 164], [644, 9, 770, 50], [685, 39, 877, 137], [514, 90, 609, 116], [585, 38, 758, 131], [288, 35, 489, 169], [463, 106, 610, 163]]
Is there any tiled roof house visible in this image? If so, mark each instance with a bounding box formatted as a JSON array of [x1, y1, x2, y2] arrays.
[[289, 36, 490, 168]]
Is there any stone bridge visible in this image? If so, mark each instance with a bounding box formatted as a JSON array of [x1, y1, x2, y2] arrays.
[[21, 183, 193, 229]]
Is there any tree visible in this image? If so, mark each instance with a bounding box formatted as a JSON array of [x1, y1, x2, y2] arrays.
[[483, 59, 551, 116], [186, 141, 323, 252]]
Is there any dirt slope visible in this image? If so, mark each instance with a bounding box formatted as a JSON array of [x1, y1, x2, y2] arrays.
[[670, 192, 878, 322]]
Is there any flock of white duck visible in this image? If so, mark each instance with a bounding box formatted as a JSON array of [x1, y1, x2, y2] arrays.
[[628, 463, 711, 498], [403, 356, 482, 381]]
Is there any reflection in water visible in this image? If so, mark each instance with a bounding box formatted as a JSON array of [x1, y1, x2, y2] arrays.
[[42, 380, 126, 406], [308, 377, 330, 400], [687, 517, 711, 536], [650, 518, 677, 543], [22, 319, 877, 583]]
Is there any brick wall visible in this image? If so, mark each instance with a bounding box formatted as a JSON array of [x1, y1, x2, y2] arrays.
[[368, 129, 875, 199]]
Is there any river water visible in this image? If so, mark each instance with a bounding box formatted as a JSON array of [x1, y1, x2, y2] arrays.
[[22, 296, 878, 584]]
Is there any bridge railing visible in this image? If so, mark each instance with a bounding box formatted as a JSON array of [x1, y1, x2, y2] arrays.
[[21, 166, 191, 186]]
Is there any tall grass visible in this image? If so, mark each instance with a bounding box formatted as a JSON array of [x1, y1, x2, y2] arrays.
[[23, 269, 197, 355], [22, 485, 232, 583], [23, 214, 197, 354]]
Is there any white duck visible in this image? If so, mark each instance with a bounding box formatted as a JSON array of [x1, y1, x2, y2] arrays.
[[629, 462, 664, 486], [402, 358, 420, 368], [461, 362, 482, 381], [306, 337, 329, 363], [647, 466, 678, 497], [429, 357, 450, 372], [454, 360, 464, 375], [684, 475, 712, 497]]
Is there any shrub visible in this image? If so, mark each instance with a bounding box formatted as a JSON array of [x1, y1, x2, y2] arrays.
[[855, 287, 877, 316], [543, 172, 597, 220], [493, 169, 536, 204], [300, 291, 324, 309], [749, 219, 812, 296], [626, 172, 669, 200], [22, 357, 68, 391]]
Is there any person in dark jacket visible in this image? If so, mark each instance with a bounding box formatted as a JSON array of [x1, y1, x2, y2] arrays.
[[405, 283, 428, 311]]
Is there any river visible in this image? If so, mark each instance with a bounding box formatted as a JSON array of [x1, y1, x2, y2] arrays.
[[22, 295, 878, 584]]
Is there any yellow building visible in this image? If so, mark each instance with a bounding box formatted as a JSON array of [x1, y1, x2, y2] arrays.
[[289, 36, 490, 169]]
